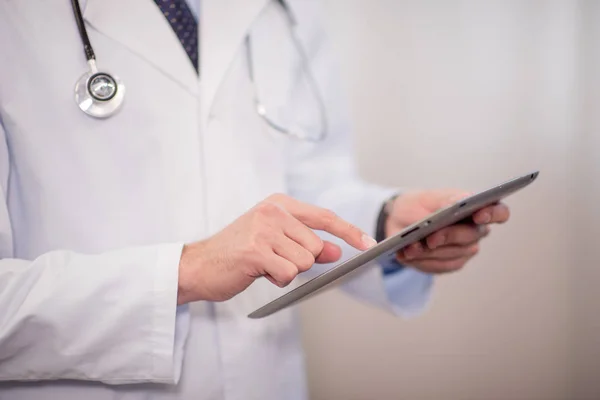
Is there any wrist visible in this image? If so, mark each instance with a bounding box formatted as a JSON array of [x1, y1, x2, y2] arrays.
[[177, 242, 200, 305]]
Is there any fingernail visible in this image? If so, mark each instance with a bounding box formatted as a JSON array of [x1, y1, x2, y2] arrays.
[[479, 213, 492, 224], [361, 234, 378, 249]]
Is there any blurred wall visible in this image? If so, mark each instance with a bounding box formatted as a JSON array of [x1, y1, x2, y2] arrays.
[[573, 1, 600, 398], [299, 1, 586, 399]]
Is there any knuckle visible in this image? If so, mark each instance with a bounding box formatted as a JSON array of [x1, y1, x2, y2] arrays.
[[454, 228, 472, 244], [279, 268, 298, 285], [253, 229, 276, 247], [425, 234, 437, 249], [347, 222, 362, 237], [245, 229, 273, 253], [429, 229, 448, 247], [297, 251, 315, 272], [320, 209, 338, 228], [255, 201, 281, 218], [307, 237, 325, 257], [469, 244, 480, 256], [266, 193, 288, 203]]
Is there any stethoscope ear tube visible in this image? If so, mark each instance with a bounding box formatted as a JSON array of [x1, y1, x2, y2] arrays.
[[245, 0, 328, 142]]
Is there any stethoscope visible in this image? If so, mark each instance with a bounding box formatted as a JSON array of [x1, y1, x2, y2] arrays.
[[70, 0, 125, 119], [246, 0, 329, 142], [70, 0, 328, 141]]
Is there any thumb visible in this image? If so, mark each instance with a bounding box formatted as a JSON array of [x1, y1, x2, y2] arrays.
[[418, 189, 469, 212], [440, 191, 474, 209]]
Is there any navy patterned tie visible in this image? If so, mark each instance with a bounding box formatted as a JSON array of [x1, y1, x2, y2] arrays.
[[153, 0, 199, 73]]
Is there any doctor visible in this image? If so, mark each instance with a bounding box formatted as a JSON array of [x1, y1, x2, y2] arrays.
[[0, 1, 509, 399]]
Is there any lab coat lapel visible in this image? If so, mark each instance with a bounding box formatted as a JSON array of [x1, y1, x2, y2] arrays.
[[201, 0, 270, 126], [83, 0, 198, 95]]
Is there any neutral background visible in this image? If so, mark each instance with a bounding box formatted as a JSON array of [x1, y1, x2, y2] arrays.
[[299, 1, 599, 399]]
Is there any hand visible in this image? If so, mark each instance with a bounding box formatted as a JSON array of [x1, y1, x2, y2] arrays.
[[385, 189, 510, 274], [177, 194, 377, 304]]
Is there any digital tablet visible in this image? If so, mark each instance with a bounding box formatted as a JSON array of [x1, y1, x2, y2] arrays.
[[248, 171, 539, 319]]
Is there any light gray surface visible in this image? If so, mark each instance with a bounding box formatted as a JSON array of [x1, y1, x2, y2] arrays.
[[304, 2, 575, 398], [249, 171, 539, 319]]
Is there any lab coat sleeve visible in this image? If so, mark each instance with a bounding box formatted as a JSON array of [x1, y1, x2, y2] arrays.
[[0, 123, 189, 385], [284, 0, 433, 318]]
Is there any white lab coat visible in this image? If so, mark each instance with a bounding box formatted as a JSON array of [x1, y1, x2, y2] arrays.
[[0, 1, 433, 399]]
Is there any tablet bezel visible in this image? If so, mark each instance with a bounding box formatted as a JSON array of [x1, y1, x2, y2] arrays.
[[248, 171, 539, 319]]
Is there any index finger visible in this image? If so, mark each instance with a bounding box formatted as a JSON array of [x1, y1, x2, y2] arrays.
[[274, 197, 377, 251]]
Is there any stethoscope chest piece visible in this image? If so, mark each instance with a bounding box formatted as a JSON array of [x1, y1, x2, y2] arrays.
[[75, 61, 125, 118]]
